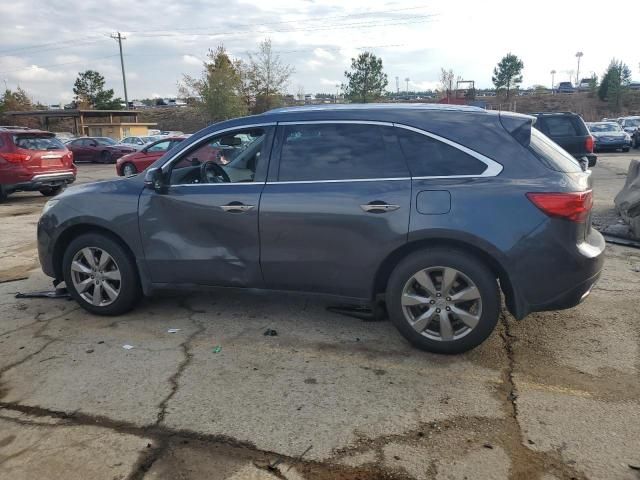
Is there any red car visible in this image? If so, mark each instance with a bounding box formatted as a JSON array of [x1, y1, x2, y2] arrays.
[[0, 126, 76, 201], [66, 137, 136, 164], [116, 136, 189, 176]]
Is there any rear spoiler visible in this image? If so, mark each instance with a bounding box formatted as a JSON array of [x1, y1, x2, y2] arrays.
[[499, 112, 534, 147]]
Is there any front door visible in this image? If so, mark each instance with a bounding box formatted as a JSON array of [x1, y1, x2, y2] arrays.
[[138, 125, 274, 287], [259, 122, 411, 299]]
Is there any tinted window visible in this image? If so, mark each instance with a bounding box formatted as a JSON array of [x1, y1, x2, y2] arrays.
[[14, 135, 65, 151], [278, 123, 408, 181], [96, 138, 116, 145], [543, 117, 581, 136], [396, 128, 487, 177], [529, 128, 582, 173]]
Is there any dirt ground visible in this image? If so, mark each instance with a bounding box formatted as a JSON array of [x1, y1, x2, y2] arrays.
[[0, 155, 638, 480]]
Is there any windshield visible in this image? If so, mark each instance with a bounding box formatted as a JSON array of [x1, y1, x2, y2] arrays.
[[590, 123, 621, 133], [142, 136, 159, 143], [96, 138, 117, 145], [14, 135, 65, 151]]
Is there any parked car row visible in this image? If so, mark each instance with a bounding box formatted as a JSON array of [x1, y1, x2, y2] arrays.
[[600, 115, 640, 149]]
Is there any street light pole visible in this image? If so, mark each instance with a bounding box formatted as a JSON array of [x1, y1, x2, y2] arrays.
[[550, 70, 556, 93], [575, 51, 583, 87], [335, 84, 340, 104], [405, 77, 410, 96]]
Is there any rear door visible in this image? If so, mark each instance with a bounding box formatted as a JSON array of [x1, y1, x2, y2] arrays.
[[259, 121, 411, 299]]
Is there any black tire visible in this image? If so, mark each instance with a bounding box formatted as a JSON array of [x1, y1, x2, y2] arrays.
[[0, 185, 8, 203], [40, 185, 65, 197], [63, 232, 141, 315], [122, 163, 137, 176], [634, 136, 639, 149], [623, 147, 630, 153], [386, 248, 500, 354], [100, 151, 113, 163]]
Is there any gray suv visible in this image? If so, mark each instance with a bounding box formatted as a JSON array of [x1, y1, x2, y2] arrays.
[[37, 105, 605, 354]]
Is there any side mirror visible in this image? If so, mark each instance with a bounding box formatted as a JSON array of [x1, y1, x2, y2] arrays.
[[144, 167, 167, 193]]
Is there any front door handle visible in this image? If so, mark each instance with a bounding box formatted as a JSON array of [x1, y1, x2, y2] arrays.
[[220, 202, 255, 213], [360, 201, 401, 213]]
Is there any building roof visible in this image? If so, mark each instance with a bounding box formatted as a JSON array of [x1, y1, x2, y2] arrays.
[[4, 109, 141, 118]]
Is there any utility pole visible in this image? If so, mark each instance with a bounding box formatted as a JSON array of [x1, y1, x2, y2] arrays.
[[575, 51, 583, 87], [335, 84, 340, 104], [405, 77, 410, 96], [550, 70, 556, 93], [395, 76, 399, 94], [111, 32, 129, 108]]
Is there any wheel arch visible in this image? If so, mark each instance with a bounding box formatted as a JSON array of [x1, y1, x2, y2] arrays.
[[372, 237, 523, 319], [52, 223, 137, 281]]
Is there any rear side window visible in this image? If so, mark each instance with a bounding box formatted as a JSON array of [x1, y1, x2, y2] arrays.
[[396, 128, 487, 177], [278, 123, 409, 181], [529, 128, 582, 173], [14, 135, 65, 151]]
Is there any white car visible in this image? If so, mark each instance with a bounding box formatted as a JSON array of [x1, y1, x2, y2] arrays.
[[119, 136, 161, 150]]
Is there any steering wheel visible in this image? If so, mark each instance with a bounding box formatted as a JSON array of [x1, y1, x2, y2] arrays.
[[200, 160, 231, 183]]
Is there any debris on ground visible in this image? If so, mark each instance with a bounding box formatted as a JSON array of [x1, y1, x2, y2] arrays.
[[263, 328, 278, 336], [629, 464, 640, 471], [212, 345, 222, 353], [167, 328, 181, 333], [15, 288, 70, 299], [122, 344, 134, 350]]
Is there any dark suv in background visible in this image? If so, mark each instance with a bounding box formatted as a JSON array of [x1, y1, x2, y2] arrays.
[[37, 105, 604, 354], [532, 112, 596, 169], [0, 126, 76, 202]]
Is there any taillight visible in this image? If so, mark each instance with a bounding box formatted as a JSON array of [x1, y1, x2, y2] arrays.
[[526, 191, 593, 223], [585, 135, 594, 153], [0, 153, 31, 163]]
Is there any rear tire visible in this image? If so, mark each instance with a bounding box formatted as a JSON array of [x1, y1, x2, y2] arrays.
[[40, 185, 65, 197], [100, 151, 113, 163], [0, 185, 8, 202], [386, 248, 500, 354], [63, 233, 141, 315], [623, 147, 630, 153]]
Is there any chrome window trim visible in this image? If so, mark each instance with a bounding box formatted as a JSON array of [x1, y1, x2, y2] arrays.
[[392, 123, 503, 177], [161, 119, 503, 186]]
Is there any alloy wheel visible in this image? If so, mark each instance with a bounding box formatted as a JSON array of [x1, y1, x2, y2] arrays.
[[401, 266, 482, 341], [123, 164, 136, 176], [70, 247, 122, 306]]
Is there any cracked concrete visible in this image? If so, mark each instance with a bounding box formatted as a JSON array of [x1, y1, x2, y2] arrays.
[[0, 157, 639, 479]]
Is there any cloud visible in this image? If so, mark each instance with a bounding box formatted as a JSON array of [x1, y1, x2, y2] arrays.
[[182, 54, 202, 66], [313, 48, 335, 61], [320, 78, 341, 86]]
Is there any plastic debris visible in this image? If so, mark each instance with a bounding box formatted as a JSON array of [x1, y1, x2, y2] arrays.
[[122, 344, 134, 350], [15, 288, 70, 299], [167, 328, 181, 333], [263, 328, 278, 336], [212, 345, 222, 353]]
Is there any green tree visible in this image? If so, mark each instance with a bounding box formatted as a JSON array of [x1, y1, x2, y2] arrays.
[[180, 45, 248, 121], [73, 70, 119, 109], [343, 52, 388, 103], [245, 39, 294, 113], [598, 59, 631, 112], [0, 87, 33, 112], [588, 74, 599, 98], [492, 53, 524, 99]]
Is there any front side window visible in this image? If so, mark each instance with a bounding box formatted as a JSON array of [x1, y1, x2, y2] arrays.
[[147, 140, 171, 152], [277, 123, 408, 181], [96, 138, 116, 146], [169, 128, 269, 185], [396, 128, 487, 177]]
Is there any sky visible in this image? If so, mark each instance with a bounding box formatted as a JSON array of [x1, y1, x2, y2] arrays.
[[0, 0, 638, 105]]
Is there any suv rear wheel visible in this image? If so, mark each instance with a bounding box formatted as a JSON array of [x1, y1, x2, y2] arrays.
[[40, 185, 65, 197], [386, 248, 500, 354], [63, 233, 141, 315]]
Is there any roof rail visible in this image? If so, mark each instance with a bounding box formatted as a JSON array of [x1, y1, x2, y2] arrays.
[[0, 125, 33, 130]]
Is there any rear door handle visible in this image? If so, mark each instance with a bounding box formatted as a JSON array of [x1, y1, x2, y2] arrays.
[[220, 202, 255, 213], [360, 201, 401, 213]]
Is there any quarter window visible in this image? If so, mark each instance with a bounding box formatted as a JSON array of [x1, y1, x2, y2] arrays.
[[277, 123, 409, 181], [396, 128, 487, 177]]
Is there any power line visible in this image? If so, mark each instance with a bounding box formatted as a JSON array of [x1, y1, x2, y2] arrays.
[[0, 54, 120, 76], [0, 37, 109, 58]]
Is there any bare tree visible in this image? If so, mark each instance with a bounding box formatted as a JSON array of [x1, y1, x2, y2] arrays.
[[246, 39, 294, 113], [439, 68, 461, 99]]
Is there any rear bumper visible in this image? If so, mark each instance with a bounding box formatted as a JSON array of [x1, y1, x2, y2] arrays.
[[4, 171, 76, 192]]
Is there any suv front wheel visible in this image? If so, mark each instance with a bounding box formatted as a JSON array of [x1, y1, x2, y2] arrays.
[[386, 248, 500, 354], [63, 233, 141, 315]]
